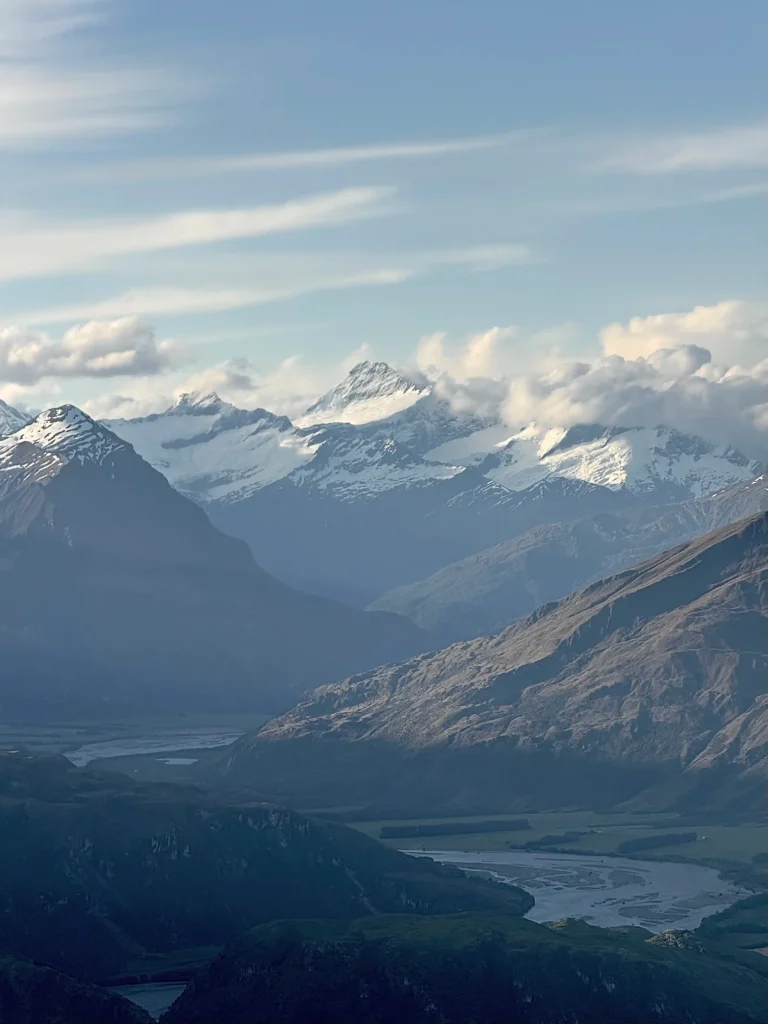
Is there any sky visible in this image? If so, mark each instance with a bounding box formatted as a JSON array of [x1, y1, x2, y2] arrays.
[[0, 0, 766, 443]]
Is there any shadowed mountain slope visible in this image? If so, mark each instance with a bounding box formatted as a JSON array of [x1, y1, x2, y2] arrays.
[[0, 406, 428, 718], [218, 513, 768, 814]]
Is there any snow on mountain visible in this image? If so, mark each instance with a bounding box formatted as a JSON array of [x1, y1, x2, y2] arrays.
[[105, 391, 319, 503], [12, 405, 129, 466], [0, 399, 31, 437], [103, 364, 761, 509], [482, 423, 760, 499], [297, 361, 428, 427]]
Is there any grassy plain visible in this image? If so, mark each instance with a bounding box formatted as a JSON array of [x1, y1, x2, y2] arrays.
[[351, 810, 767, 887]]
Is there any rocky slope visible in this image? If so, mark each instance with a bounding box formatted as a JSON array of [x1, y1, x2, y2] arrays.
[[0, 406, 427, 718], [0, 956, 151, 1024], [161, 914, 768, 1024], [104, 362, 761, 605], [371, 474, 768, 642], [0, 398, 29, 437], [219, 513, 768, 814], [0, 752, 531, 984]]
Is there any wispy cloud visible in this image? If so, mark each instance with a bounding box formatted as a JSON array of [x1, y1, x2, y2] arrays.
[[594, 122, 768, 174], [24, 270, 413, 325], [0, 0, 187, 145], [0, 187, 394, 282], [21, 244, 534, 325], [533, 181, 768, 216], [70, 132, 533, 182]]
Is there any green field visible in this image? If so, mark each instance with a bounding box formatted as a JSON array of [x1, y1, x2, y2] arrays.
[[350, 810, 767, 888]]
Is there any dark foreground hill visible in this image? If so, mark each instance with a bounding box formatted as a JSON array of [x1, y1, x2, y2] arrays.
[[0, 752, 531, 984], [218, 513, 768, 815], [161, 914, 768, 1024], [0, 406, 427, 718], [0, 956, 152, 1024]]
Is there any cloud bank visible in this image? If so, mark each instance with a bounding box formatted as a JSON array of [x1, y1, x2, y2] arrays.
[[0, 317, 176, 384], [4, 299, 766, 463]]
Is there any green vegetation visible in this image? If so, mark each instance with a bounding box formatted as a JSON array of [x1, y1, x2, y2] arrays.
[[618, 831, 698, 854], [355, 810, 767, 888], [697, 894, 768, 952], [0, 752, 531, 985], [161, 913, 768, 1024], [380, 818, 530, 839], [525, 829, 593, 848]]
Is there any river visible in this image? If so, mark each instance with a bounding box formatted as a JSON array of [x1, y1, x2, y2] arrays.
[[413, 848, 747, 931], [109, 983, 187, 1020], [64, 730, 242, 766]]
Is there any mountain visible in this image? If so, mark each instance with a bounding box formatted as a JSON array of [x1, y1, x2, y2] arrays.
[[218, 513, 768, 815], [161, 914, 768, 1024], [371, 475, 768, 642], [0, 405, 427, 718], [298, 360, 428, 426], [0, 398, 29, 437], [0, 751, 531, 984], [0, 956, 152, 1024], [106, 365, 761, 606]]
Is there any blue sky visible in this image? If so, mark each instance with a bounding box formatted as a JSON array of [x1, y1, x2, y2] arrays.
[[0, 0, 766, 419]]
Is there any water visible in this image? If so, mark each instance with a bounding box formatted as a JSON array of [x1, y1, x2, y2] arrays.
[[412, 849, 747, 932], [64, 731, 242, 766], [109, 983, 186, 1020]]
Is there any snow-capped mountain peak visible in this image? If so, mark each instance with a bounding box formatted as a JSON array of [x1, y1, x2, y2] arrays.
[[11, 405, 130, 466], [171, 390, 232, 415], [0, 399, 31, 437], [298, 360, 430, 426]]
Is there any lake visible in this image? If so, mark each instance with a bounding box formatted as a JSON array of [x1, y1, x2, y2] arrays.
[[109, 983, 187, 1020], [412, 849, 747, 931]]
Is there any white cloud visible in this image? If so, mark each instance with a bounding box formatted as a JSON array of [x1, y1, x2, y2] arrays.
[[23, 270, 412, 325], [0, 317, 177, 384], [595, 122, 768, 174], [0, 0, 186, 145], [72, 132, 531, 182], [0, 188, 394, 283], [21, 245, 533, 324], [408, 303, 768, 459], [83, 347, 376, 421], [600, 300, 768, 367]]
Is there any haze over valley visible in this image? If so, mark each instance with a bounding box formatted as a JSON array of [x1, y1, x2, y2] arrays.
[[0, 1, 765, 1020]]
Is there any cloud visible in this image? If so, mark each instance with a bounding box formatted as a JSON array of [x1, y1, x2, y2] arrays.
[[417, 327, 518, 380], [83, 347, 376, 422], [0, 317, 177, 384], [71, 132, 532, 182], [0, 188, 394, 283], [0, 0, 187, 145], [21, 245, 533, 324], [23, 270, 412, 325], [533, 181, 768, 217], [411, 303, 768, 459], [600, 300, 768, 367], [595, 122, 768, 174]]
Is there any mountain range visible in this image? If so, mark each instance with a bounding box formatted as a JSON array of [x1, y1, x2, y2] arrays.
[[371, 474, 768, 642], [102, 361, 762, 606], [218, 512, 768, 815], [0, 405, 427, 719]]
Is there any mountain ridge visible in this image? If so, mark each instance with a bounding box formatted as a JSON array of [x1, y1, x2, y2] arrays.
[[101, 362, 762, 603], [218, 512, 768, 814], [0, 405, 429, 718]]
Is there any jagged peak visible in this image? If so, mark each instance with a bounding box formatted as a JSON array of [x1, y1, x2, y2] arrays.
[[11, 404, 130, 466], [171, 390, 231, 413], [0, 398, 30, 437], [301, 360, 429, 426]]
